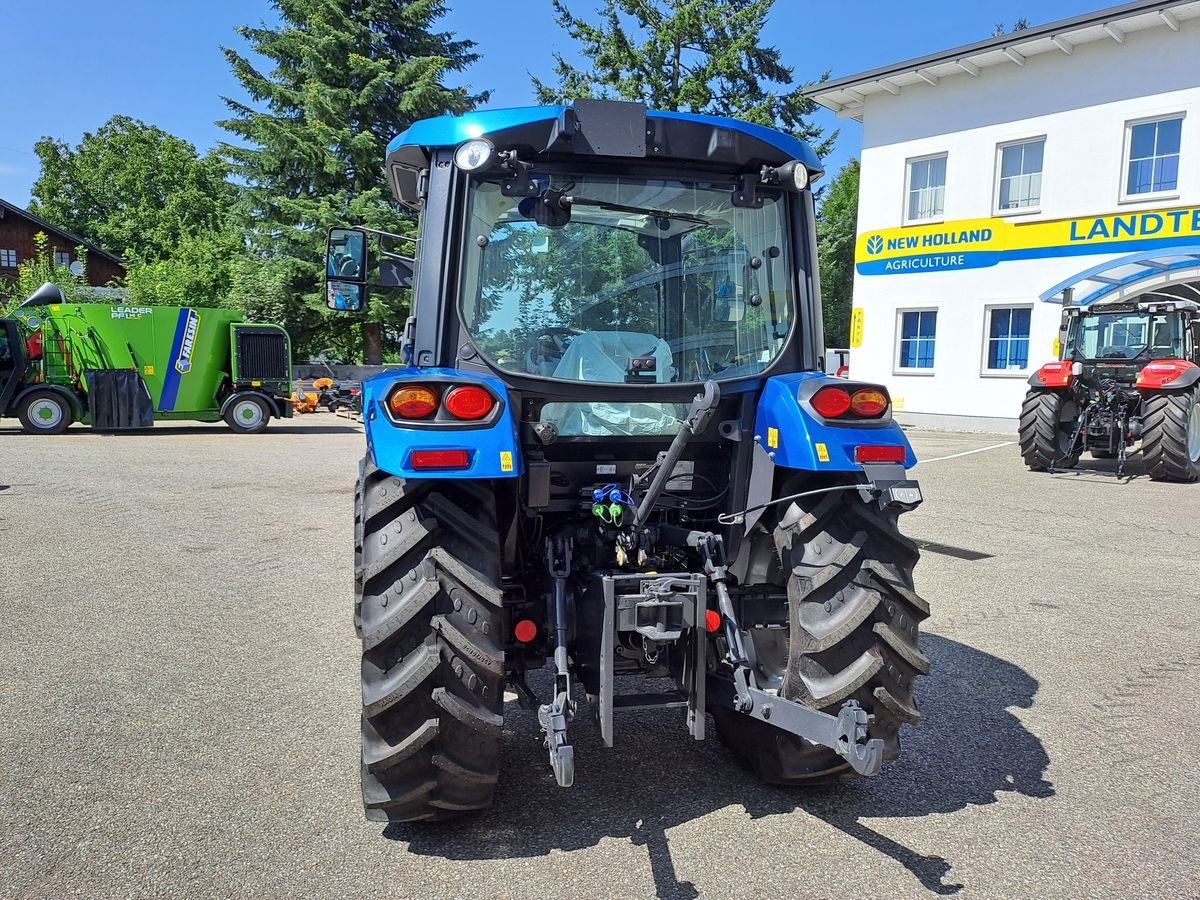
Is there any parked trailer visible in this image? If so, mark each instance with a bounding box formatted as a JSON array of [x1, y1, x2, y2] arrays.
[[0, 284, 293, 434]]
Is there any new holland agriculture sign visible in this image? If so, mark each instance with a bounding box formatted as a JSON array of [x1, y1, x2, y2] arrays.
[[856, 204, 1200, 275]]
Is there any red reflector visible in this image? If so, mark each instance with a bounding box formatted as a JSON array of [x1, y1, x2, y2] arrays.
[[704, 610, 722, 634], [855, 445, 906, 464], [1136, 359, 1196, 389], [514, 619, 538, 643], [811, 386, 851, 418], [410, 449, 470, 470], [444, 385, 495, 420], [1035, 361, 1073, 388]]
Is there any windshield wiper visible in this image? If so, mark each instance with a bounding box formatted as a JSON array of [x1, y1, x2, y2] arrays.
[[558, 194, 710, 226]]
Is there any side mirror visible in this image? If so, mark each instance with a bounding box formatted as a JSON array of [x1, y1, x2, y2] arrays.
[[327, 227, 367, 281], [326, 281, 364, 312], [325, 227, 368, 312], [712, 248, 746, 323]]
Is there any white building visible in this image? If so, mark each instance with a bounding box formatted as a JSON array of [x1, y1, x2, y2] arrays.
[[807, 0, 1200, 430]]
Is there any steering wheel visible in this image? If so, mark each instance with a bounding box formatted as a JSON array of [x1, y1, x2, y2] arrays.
[[524, 327, 578, 375]]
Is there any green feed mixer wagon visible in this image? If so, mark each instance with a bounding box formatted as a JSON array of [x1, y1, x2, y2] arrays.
[[0, 284, 293, 435]]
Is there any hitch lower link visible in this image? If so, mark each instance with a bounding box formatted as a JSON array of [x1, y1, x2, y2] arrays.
[[698, 533, 885, 777], [538, 537, 575, 787]]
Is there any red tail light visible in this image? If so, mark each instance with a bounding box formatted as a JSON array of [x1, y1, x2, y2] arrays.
[[388, 385, 438, 419], [1136, 359, 1196, 389], [855, 445, 906, 464], [410, 449, 470, 470], [704, 610, 722, 634], [1034, 361, 1073, 388], [849, 388, 889, 418], [811, 386, 851, 418], [444, 385, 495, 420], [514, 619, 538, 643]]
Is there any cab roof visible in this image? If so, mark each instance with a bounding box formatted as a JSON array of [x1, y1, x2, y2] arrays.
[[385, 102, 822, 180]]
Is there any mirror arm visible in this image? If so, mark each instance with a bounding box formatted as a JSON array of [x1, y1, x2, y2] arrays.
[[354, 226, 416, 245]]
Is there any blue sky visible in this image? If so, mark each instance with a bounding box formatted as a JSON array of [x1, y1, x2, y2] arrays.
[[0, 0, 1105, 208]]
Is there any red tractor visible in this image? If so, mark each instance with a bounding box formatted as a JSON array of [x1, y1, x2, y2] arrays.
[[1019, 298, 1200, 481]]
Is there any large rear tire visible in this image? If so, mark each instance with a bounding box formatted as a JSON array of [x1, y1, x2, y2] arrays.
[[356, 457, 505, 822], [1141, 385, 1200, 482], [1019, 390, 1081, 471], [713, 488, 928, 784]]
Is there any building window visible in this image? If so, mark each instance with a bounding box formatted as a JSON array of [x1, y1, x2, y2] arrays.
[[905, 154, 946, 223], [984, 306, 1032, 373], [1124, 115, 1183, 197], [995, 138, 1044, 213], [897, 309, 937, 370], [54, 251, 73, 268], [0, 249, 16, 268]]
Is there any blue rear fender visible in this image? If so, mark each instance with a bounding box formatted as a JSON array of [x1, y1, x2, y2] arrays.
[[753, 372, 916, 471], [363, 368, 524, 480]]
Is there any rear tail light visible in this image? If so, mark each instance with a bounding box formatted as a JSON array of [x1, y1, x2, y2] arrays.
[[514, 619, 538, 643], [388, 385, 439, 419], [849, 388, 888, 417], [1034, 361, 1073, 388], [444, 385, 495, 420], [855, 445, 906, 464], [410, 449, 470, 470], [811, 384, 890, 419], [811, 386, 851, 418], [1136, 359, 1196, 389], [704, 610, 722, 634]]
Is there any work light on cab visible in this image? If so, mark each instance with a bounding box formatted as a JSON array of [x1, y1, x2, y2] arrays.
[[444, 385, 495, 420], [811, 385, 851, 418], [388, 385, 438, 419], [454, 139, 494, 172]]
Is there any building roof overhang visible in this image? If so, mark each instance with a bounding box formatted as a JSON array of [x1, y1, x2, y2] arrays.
[[804, 1, 1200, 122], [1041, 245, 1200, 305]]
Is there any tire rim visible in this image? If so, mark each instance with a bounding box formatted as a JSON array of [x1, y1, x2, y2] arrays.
[[234, 399, 264, 429], [1188, 401, 1200, 464], [29, 398, 64, 430]]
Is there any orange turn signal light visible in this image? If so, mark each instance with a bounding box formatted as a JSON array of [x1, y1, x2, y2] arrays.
[[388, 385, 438, 419], [849, 388, 888, 418]]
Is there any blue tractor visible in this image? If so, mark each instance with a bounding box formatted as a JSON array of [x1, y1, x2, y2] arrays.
[[329, 101, 928, 822]]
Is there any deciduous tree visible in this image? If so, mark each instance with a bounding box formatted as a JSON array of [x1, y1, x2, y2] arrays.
[[816, 157, 859, 347]]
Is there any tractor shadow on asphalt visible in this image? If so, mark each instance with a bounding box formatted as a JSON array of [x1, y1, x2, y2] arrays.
[[385, 635, 1054, 898]]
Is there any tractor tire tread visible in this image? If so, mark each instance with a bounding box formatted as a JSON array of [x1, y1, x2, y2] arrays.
[[1141, 386, 1200, 482], [356, 459, 504, 823]]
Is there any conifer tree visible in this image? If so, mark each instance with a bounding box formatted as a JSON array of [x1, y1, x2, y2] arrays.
[[220, 0, 486, 361]]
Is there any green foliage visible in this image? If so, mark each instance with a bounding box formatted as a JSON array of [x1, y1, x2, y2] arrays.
[[816, 158, 859, 347], [218, 0, 487, 362], [533, 0, 831, 155], [28, 115, 232, 261], [123, 231, 245, 308], [0, 232, 90, 315]]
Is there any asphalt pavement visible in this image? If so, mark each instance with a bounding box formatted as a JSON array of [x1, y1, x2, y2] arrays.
[[1, 418, 1198, 899]]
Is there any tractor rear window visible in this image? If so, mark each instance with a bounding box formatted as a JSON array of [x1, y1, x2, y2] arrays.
[[1070, 311, 1183, 360], [458, 173, 795, 385]]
